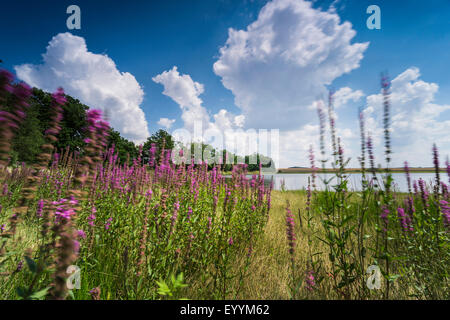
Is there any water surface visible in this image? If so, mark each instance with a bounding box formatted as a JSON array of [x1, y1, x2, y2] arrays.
[[251, 172, 441, 192]]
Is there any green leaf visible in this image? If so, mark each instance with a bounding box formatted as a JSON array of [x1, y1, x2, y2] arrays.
[[29, 287, 50, 300], [156, 280, 171, 296], [25, 256, 37, 273], [67, 289, 75, 300], [16, 287, 26, 299]]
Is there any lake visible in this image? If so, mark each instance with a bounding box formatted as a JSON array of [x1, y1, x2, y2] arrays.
[[251, 172, 442, 192]]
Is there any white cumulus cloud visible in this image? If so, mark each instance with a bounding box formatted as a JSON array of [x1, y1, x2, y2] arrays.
[[14, 32, 150, 144], [157, 117, 176, 129], [152, 66, 245, 134], [333, 87, 364, 109], [363, 67, 450, 167], [213, 0, 369, 129], [152, 66, 211, 132]]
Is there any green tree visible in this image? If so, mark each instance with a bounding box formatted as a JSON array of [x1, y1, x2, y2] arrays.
[[10, 88, 90, 164], [142, 129, 174, 164], [54, 95, 89, 153], [11, 102, 44, 164]]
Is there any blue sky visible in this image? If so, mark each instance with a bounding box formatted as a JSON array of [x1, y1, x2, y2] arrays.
[[1, 0, 450, 168]]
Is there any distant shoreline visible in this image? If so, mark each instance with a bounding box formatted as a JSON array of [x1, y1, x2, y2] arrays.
[[276, 167, 446, 174], [222, 167, 447, 176]]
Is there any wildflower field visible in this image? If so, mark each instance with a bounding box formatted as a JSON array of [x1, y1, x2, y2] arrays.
[[0, 69, 448, 300]]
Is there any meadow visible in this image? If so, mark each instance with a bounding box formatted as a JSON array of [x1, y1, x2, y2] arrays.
[[0, 69, 449, 300]]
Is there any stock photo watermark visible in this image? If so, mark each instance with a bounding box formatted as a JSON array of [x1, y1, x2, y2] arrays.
[[66, 5, 81, 30], [66, 265, 81, 290], [367, 5, 381, 30], [169, 121, 279, 172], [366, 265, 382, 290]]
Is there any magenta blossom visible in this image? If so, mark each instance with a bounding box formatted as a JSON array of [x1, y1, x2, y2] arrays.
[[36, 199, 44, 217], [77, 229, 86, 239], [305, 270, 316, 291], [73, 240, 80, 255], [439, 200, 450, 229], [105, 217, 113, 230], [88, 208, 96, 226]]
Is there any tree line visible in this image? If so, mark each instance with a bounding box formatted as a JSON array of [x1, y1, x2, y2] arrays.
[[4, 87, 273, 170]]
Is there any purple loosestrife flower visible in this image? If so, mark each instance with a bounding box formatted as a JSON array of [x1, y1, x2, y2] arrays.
[[55, 208, 75, 222], [358, 109, 366, 172], [15, 109, 26, 119], [169, 201, 180, 234], [432, 144, 440, 193], [105, 217, 113, 230], [88, 211, 96, 227], [397, 207, 410, 233], [228, 237, 233, 246], [45, 127, 60, 136], [13, 82, 32, 110], [247, 244, 253, 257], [446, 159, 450, 184], [366, 135, 377, 183], [149, 143, 157, 167], [328, 90, 338, 156], [439, 200, 450, 230], [316, 101, 326, 158], [442, 182, 449, 199], [404, 197, 415, 231], [285, 206, 296, 261], [16, 260, 23, 272], [77, 229, 86, 239], [305, 270, 316, 291], [51, 87, 67, 105], [0, 69, 14, 94], [404, 161, 412, 193], [381, 74, 392, 166], [418, 179, 429, 208], [380, 205, 389, 232], [309, 145, 317, 189], [36, 199, 44, 217], [68, 196, 78, 206], [52, 198, 77, 223], [187, 207, 192, 222], [337, 138, 344, 167], [89, 287, 101, 300], [87, 109, 102, 122], [73, 240, 80, 255], [413, 180, 419, 196]]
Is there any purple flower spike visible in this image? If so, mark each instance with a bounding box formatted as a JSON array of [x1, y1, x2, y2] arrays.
[[52, 87, 67, 105]]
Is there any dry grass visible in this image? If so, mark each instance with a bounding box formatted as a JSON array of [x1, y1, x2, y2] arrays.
[[229, 190, 333, 299]]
